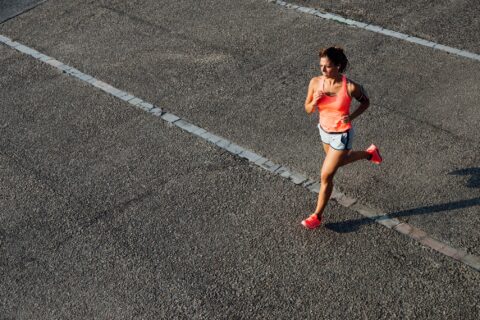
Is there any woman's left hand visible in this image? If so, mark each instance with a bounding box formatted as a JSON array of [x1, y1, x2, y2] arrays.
[[341, 115, 351, 124]]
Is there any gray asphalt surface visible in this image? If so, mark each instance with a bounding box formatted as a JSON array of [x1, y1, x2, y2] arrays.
[[1, 0, 478, 255], [291, 0, 480, 53], [1, 44, 480, 320], [1, 0, 480, 318], [0, 0, 46, 23]]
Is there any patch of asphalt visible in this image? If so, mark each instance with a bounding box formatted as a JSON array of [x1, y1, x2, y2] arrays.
[[267, 0, 480, 61], [2, 0, 477, 256], [0, 54, 147, 215], [0, 0, 47, 24], [1, 47, 480, 319], [286, 0, 480, 53]]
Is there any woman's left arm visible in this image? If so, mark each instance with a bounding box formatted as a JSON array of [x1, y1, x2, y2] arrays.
[[348, 81, 370, 122]]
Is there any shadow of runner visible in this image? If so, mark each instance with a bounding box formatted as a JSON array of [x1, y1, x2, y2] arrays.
[[449, 167, 480, 188], [325, 167, 480, 233]]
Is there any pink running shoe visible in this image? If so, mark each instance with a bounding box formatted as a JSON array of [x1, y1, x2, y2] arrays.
[[301, 214, 322, 229], [366, 144, 382, 164]]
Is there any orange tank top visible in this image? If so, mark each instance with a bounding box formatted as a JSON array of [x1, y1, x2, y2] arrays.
[[317, 75, 352, 132]]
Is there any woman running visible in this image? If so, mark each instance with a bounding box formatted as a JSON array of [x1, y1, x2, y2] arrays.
[[302, 46, 382, 229]]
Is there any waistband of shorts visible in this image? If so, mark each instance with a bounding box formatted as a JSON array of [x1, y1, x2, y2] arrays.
[[318, 124, 352, 134]]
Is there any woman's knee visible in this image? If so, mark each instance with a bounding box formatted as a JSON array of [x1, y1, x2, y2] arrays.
[[320, 170, 335, 184]]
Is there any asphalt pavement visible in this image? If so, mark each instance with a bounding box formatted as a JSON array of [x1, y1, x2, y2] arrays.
[[1, 0, 478, 255], [290, 0, 480, 52], [1, 0, 480, 318], [0, 0, 46, 23]]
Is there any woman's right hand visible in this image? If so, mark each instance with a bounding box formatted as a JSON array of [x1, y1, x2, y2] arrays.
[[305, 77, 324, 114], [312, 90, 324, 104]]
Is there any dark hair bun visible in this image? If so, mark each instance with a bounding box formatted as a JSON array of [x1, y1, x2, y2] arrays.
[[319, 46, 349, 73]]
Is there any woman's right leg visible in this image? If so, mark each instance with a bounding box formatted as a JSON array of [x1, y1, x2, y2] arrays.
[[312, 146, 347, 216], [302, 144, 347, 229]]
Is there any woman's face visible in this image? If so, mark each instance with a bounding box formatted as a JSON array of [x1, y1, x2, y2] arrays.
[[320, 57, 339, 78]]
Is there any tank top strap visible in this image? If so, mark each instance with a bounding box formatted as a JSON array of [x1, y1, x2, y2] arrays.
[[317, 76, 324, 92], [341, 75, 347, 89], [341, 75, 350, 97]]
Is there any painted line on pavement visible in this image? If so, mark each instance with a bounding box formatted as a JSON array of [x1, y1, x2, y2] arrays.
[[1, 35, 479, 272], [266, 0, 480, 62]]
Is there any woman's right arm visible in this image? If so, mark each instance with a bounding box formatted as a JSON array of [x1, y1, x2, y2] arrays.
[[304, 77, 322, 114]]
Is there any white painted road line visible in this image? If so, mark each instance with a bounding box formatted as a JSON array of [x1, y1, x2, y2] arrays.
[[266, 0, 480, 62], [1, 35, 479, 272]]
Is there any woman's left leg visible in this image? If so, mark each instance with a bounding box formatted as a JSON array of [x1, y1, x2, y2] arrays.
[[340, 150, 370, 166]]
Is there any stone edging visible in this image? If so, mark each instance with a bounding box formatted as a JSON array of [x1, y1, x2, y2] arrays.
[[266, 0, 480, 62]]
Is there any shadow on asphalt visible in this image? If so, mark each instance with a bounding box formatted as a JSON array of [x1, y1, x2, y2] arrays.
[[0, 0, 47, 24], [449, 167, 480, 188], [325, 167, 480, 233]]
